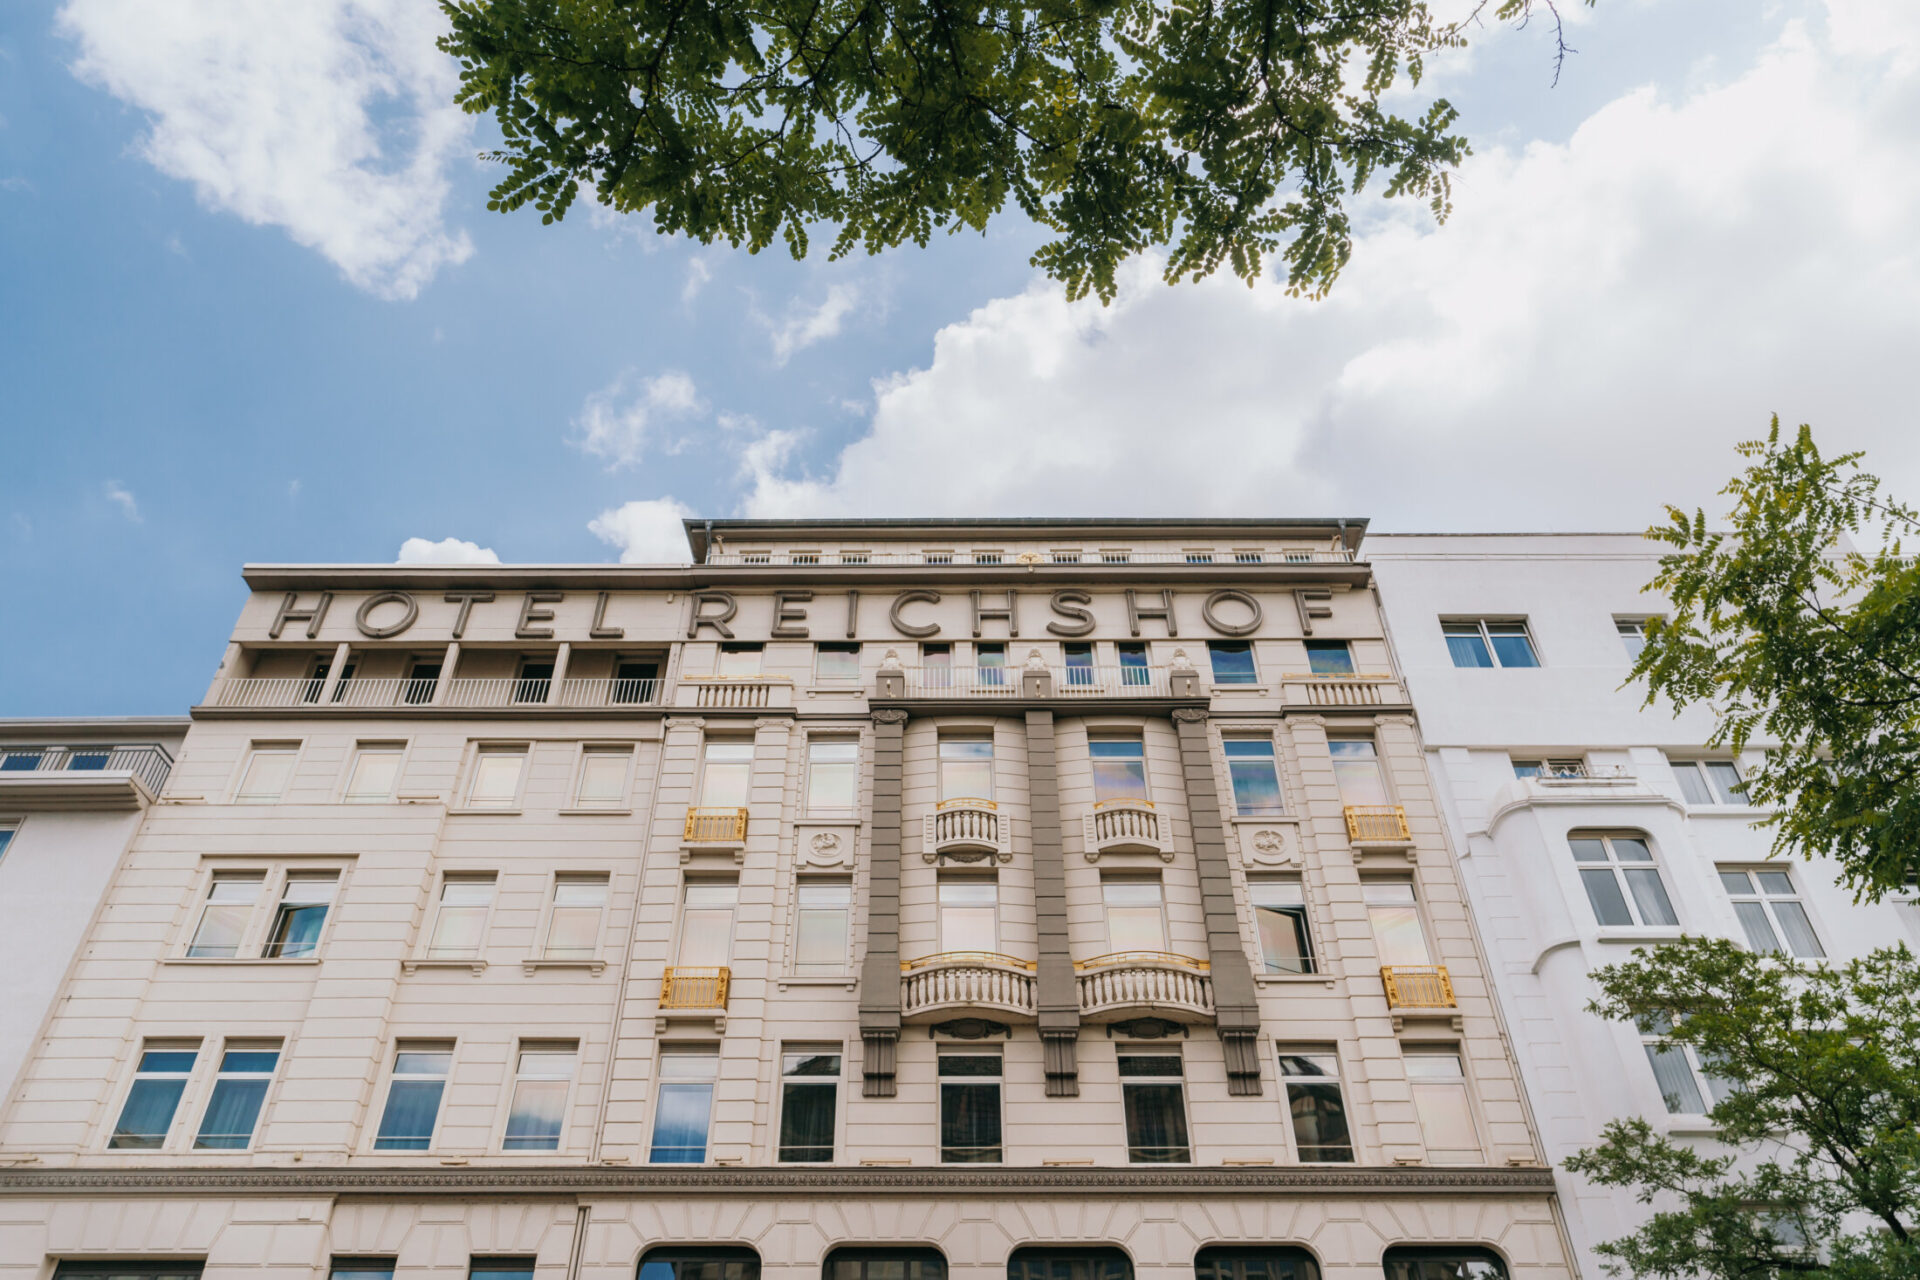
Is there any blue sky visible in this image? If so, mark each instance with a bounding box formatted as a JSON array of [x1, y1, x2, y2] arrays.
[[4, 0, 1919, 716]]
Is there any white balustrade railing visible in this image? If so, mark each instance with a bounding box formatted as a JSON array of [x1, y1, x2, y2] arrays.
[[901, 955, 1037, 1019], [441, 677, 550, 707], [1075, 955, 1214, 1020], [211, 677, 323, 707], [1057, 666, 1174, 698], [924, 799, 1008, 858], [558, 677, 661, 707], [1279, 673, 1401, 707], [897, 666, 1022, 697], [684, 677, 788, 709], [1084, 800, 1164, 854], [704, 549, 1356, 567]]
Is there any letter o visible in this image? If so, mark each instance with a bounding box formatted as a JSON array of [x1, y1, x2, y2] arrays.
[[1201, 589, 1262, 636], [356, 590, 420, 638]]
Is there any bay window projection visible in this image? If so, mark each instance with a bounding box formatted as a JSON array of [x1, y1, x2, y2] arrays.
[[193, 1044, 280, 1150], [373, 1042, 453, 1151], [1568, 834, 1678, 928], [650, 1046, 719, 1163], [1250, 878, 1316, 974], [502, 1043, 576, 1151], [938, 878, 999, 954], [777, 1047, 841, 1162], [1278, 1050, 1354, 1162], [108, 1043, 198, 1149], [1102, 879, 1168, 953], [1090, 737, 1149, 802], [1223, 736, 1284, 815], [1720, 868, 1824, 957], [938, 736, 994, 801]]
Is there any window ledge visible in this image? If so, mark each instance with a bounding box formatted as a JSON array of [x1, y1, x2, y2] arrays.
[[164, 956, 321, 967], [806, 685, 866, 695], [1230, 814, 1297, 825], [1663, 1119, 1721, 1137], [559, 807, 633, 817], [1683, 804, 1772, 817], [402, 958, 487, 976], [523, 957, 607, 976], [777, 975, 858, 989], [1255, 973, 1336, 987], [1594, 927, 1686, 944], [448, 807, 523, 817], [1210, 685, 1270, 695]]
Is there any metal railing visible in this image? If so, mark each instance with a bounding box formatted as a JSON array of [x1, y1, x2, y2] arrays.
[[1381, 964, 1455, 1009], [1344, 805, 1410, 842], [895, 667, 1022, 697], [558, 677, 661, 706], [684, 807, 749, 842], [1280, 673, 1400, 707], [703, 548, 1356, 567], [660, 966, 731, 1010], [1057, 666, 1174, 698], [214, 674, 661, 709], [900, 953, 1038, 1019], [441, 678, 550, 707], [0, 745, 174, 795], [1084, 798, 1163, 852], [1076, 954, 1214, 1020]]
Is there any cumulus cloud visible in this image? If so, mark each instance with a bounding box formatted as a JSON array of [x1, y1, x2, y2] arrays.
[[766, 283, 862, 364], [397, 536, 500, 564], [573, 371, 705, 470], [588, 497, 696, 563], [59, 0, 473, 299], [740, 3, 1920, 530], [104, 481, 141, 522]]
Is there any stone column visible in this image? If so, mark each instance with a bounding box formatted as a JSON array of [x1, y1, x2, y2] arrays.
[[858, 707, 908, 1096], [1026, 707, 1081, 1096]]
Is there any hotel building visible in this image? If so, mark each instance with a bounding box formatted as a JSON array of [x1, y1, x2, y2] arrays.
[[0, 519, 1574, 1280]]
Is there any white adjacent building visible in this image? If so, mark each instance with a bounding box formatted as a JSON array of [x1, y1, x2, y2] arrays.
[[1368, 533, 1920, 1280]]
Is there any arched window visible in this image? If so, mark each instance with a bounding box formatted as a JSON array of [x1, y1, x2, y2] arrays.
[[1381, 1247, 1508, 1280], [638, 1247, 760, 1280], [1194, 1245, 1321, 1280], [824, 1247, 948, 1280], [1007, 1247, 1133, 1280]]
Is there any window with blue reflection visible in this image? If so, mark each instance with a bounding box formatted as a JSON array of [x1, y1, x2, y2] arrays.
[[1117, 643, 1151, 685], [374, 1044, 452, 1150], [1223, 738, 1284, 816], [638, 1247, 759, 1280], [1303, 643, 1354, 676], [1064, 644, 1095, 687], [1090, 739, 1148, 802], [329, 1261, 396, 1280], [1208, 643, 1258, 685], [195, 1046, 279, 1149], [651, 1048, 719, 1163], [109, 1046, 199, 1149]]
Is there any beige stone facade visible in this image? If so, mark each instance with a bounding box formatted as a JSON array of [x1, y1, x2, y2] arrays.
[[0, 520, 1576, 1280]]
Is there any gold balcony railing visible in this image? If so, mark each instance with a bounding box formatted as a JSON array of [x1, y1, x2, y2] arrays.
[[901, 951, 1035, 973], [684, 807, 748, 842], [1381, 964, 1455, 1009], [1344, 804, 1410, 842], [660, 966, 731, 1010], [1074, 951, 1210, 973]]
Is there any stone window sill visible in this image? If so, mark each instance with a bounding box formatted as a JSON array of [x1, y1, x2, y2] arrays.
[[448, 806, 523, 817], [523, 957, 607, 976], [165, 956, 320, 967], [560, 806, 633, 816], [1595, 927, 1686, 944], [402, 957, 488, 975]]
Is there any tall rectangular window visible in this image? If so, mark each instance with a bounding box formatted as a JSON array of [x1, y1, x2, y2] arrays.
[[778, 1047, 840, 1162], [428, 875, 496, 959], [938, 878, 999, 953], [1118, 1051, 1190, 1162], [403, 658, 442, 705], [1063, 643, 1096, 687], [1329, 739, 1390, 807], [235, 745, 297, 801], [612, 658, 660, 704], [373, 1042, 453, 1150], [194, 1044, 280, 1149], [502, 1043, 576, 1150], [1117, 643, 1151, 685], [109, 1043, 198, 1149], [815, 643, 862, 681], [1278, 1050, 1353, 1162], [1569, 834, 1678, 927], [1100, 549, 1131, 564], [1364, 881, 1432, 966], [1304, 642, 1354, 675], [1405, 1048, 1480, 1162], [1442, 620, 1539, 669], [1223, 737, 1284, 815], [344, 745, 403, 801], [794, 880, 851, 973], [1616, 618, 1649, 659], [1720, 869, 1824, 957], [466, 746, 527, 808], [1103, 879, 1167, 953], [0, 824, 14, 865], [187, 872, 264, 958], [678, 882, 738, 967], [513, 657, 555, 704], [1511, 757, 1587, 779], [716, 643, 762, 676], [975, 642, 1007, 686], [922, 643, 954, 687], [1052, 549, 1082, 564], [544, 875, 610, 959], [700, 742, 755, 807], [265, 873, 338, 958], [1090, 738, 1148, 802], [1250, 878, 1315, 974], [650, 1047, 718, 1162], [806, 740, 859, 815], [1641, 1016, 1736, 1115], [1670, 757, 1747, 805], [938, 737, 994, 800], [1208, 642, 1258, 685], [574, 746, 633, 807], [938, 1052, 1002, 1162]]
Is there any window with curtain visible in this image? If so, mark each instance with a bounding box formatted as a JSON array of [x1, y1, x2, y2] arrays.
[[373, 1042, 452, 1150], [806, 739, 859, 814], [466, 746, 527, 808], [193, 1044, 280, 1149], [815, 643, 861, 680], [1568, 834, 1678, 928], [1363, 882, 1432, 967], [794, 881, 851, 973], [677, 882, 738, 967], [700, 742, 755, 806], [1669, 757, 1747, 805], [1404, 1048, 1481, 1163], [574, 746, 633, 807], [1719, 869, 1824, 957], [428, 875, 495, 959], [1441, 620, 1538, 669], [650, 1047, 719, 1163], [502, 1043, 576, 1150], [109, 1043, 199, 1149], [1639, 1014, 1737, 1115], [939, 878, 999, 953], [1102, 879, 1168, 953]]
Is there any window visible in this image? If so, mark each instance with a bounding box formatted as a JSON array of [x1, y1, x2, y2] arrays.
[[109, 1043, 198, 1148], [1007, 1249, 1132, 1280], [938, 736, 994, 800], [264, 873, 337, 958], [470, 1260, 536, 1280], [1382, 1248, 1508, 1280], [1328, 739, 1390, 807], [1569, 834, 1678, 927], [975, 642, 1007, 686], [513, 657, 554, 704], [1405, 1048, 1481, 1162], [427, 874, 495, 959], [938, 878, 999, 953], [403, 658, 441, 705], [815, 642, 862, 681], [1442, 619, 1539, 668], [923, 550, 954, 565], [329, 1261, 396, 1280], [194, 1044, 279, 1149], [700, 741, 755, 807], [544, 874, 609, 959], [1304, 642, 1354, 676], [187, 872, 264, 958], [1616, 618, 1649, 658], [1208, 641, 1258, 685], [1224, 736, 1284, 815], [974, 550, 1004, 564], [613, 658, 660, 704], [1052, 549, 1082, 564], [639, 1249, 760, 1280], [1283, 550, 1314, 564], [0, 748, 44, 771], [791, 551, 821, 565], [1090, 737, 1148, 802], [1364, 882, 1433, 966], [717, 644, 763, 676], [824, 1249, 946, 1280], [1511, 757, 1586, 779], [1100, 549, 1131, 564], [1117, 642, 1151, 684], [1063, 642, 1095, 687], [1118, 1050, 1190, 1162], [739, 550, 772, 564], [373, 1042, 452, 1150], [574, 746, 633, 807], [650, 1046, 718, 1162], [67, 750, 109, 770], [1279, 1051, 1353, 1162], [1671, 757, 1747, 805], [466, 746, 527, 808], [235, 744, 297, 801], [938, 1051, 1002, 1162], [805, 739, 859, 814], [1251, 878, 1315, 974], [678, 881, 739, 966], [921, 642, 954, 686], [1640, 1018, 1735, 1115], [0, 824, 14, 864], [778, 1047, 840, 1161], [1185, 550, 1215, 564], [1232, 551, 1265, 564], [502, 1043, 575, 1150], [1720, 869, 1824, 957], [344, 744, 403, 801], [1194, 1248, 1320, 1280], [55, 1266, 204, 1280], [304, 655, 354, 703], [1103, 879, 1167, 953], [794, 881, 851, 973], [840, 551, 871, 565]]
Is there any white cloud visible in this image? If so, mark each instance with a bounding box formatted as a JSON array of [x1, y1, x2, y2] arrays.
[[60, 0, 473, 300], [740, 3, 1920, 530], [397, 535, 499, 564], [588, 497, 695, 564], [573, 371, 705, 470], [104, 480, 141, 522], [766, 283, 861, 364]]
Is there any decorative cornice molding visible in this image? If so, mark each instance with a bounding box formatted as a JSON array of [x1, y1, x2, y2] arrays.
[[0, 1164, 1557, 1198], [1170, 707, 1210, 724], [870, 708, 910, 725]]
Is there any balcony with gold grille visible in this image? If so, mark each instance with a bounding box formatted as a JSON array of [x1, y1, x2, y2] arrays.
[[1344, 804, 1412, 847], [922, 797, 1010, 863], [1074, 952, 1214, 1025], [660, 966, 731, 1011], [1081, 799, 1168, 861], [683, 807, 749, 855], [900, 952, 1037, 1025], [1381, 964, 1455, 1012]]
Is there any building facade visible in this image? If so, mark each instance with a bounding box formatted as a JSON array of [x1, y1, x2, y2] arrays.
[[1368, 533, 1920, 1280], [0, 520, 1572, 1280]]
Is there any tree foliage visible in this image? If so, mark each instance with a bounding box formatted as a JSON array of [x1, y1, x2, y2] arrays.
[[1631, 420, 1920, 898], [438, 0, 1582, 302], [1566, 937, 1920, 1279]]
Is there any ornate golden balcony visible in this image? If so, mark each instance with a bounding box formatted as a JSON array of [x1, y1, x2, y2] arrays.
[[900, 952, 1037, 1023], [923, 797, 1010, 862], [660, 966, 731, 1010], [1074, 952, 1214, 1024], [684, 806, 748, 843], [1381, 964, 1455, 1009], [1344, 804, 1410, 843], [1082, 798, 1168, 860]]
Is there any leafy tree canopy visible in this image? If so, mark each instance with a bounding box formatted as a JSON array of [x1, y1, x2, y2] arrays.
[[1567, 937, 1920, 1279], [1632, 420, 1920, 898], [438, 0, 1582, 301]]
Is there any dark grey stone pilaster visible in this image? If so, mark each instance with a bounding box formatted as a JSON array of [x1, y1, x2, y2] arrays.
[[859, 708, 908, 1096], [1026, 708, 1080, 1096]]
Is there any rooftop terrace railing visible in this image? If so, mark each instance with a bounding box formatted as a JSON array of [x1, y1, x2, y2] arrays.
[[702, 548, 1356, 567]]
